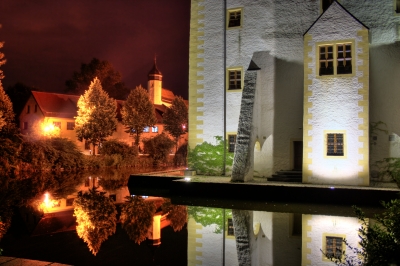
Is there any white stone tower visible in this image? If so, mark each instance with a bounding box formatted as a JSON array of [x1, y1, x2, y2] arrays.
[[147, 59, 163, 105]]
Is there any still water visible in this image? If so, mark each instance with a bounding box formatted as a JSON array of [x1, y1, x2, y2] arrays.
[[0, 170, 383, 266]]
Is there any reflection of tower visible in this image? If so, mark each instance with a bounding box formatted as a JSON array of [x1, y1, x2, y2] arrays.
[[148, 58, 163, 105]]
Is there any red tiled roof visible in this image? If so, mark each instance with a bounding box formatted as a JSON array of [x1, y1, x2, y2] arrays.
[[31, 91, 168, 123], [161, 88, 175, 104], [32, 91, 79, 118]]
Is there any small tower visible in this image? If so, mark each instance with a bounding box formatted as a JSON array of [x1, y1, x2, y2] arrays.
[[148, 58, 163, 105]]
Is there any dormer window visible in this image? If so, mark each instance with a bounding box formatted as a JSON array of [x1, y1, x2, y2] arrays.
[[227, 8, 242, 28], [318, 42, 353, 76]]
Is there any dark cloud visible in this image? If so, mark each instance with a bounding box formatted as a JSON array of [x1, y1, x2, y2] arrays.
[[0, 0, 190, 99]]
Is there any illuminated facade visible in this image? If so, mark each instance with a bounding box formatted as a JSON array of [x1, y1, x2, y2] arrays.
[[188, 0, 400, 185], [19, 62, 187, 154]]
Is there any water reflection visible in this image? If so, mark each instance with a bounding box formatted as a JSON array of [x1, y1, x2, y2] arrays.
[[188, 207, 363, 266], [0, 170, 382, 265]]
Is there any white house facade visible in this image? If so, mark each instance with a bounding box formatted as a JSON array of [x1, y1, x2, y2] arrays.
[[188, 0, 400, 186]]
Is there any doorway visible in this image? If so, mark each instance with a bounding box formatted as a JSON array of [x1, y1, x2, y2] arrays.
[[293, 141, 303, 170]]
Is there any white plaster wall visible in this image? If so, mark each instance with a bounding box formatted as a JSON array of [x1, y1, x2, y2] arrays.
[[305, 214, 361, 266], [198, 0, 225, 142], [369, 42, 400, 166], [344, 0, 400, 45], [305, 5, 366, 185], [198, 0, 400, 177], [201, 0, 319, 175]]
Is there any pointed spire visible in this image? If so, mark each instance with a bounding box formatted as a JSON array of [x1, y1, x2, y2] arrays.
[[148, 56, 162, 76]]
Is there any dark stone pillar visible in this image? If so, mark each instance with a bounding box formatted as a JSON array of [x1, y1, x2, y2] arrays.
[[231, 67, 258, 182]]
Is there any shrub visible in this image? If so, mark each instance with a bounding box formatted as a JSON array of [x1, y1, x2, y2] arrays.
[[20, 137, 84, 171], [143, 133, 175, 164], [99, 139, 138, 157]]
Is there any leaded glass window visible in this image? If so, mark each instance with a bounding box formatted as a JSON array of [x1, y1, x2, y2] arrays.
[[327, 133, 344, 156]]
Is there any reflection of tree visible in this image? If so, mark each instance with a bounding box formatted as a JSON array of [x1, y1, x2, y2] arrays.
[[120, 195, 156, 244], [232, 209, 251, 266], [188, 206, 231, 234], [74, 188, 117, 256], [98, 168, 129, 191], [162, 198, 187, 232]]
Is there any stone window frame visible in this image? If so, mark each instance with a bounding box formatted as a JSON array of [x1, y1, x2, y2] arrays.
[[226, 67, 244, 91], [67, 122, 75, 130], [143, 126, 149, 133], [226, 7, 243, 29], [316, 40, 355, 78], [322, 233, 346, 262], [324, 130, 347, 158], [152, 126, 158, 133], [227, 133, 237, 153]]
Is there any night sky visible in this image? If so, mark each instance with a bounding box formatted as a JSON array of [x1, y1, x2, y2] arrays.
[[0, 0, 191, 99]]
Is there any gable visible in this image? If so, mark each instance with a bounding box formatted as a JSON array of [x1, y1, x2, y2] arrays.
[[305, 1, 368, 40]]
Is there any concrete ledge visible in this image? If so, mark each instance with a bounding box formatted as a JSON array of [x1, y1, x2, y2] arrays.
[[128, 175, 400, 207]]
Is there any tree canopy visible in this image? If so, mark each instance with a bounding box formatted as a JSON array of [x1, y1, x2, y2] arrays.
[[0, 82, 16, 136], [163, 96, 188, 151], [65, 58, 130, 100], [6, 83, 37, 122], [75, 77, 117, 155], [121, 85, 157, 147]]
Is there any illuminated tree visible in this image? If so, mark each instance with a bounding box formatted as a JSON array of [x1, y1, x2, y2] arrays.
[[74, 188, 117, 256], [66, 58, 130, 100], [121, 85, 157, 148], [162, 198, 187, 232], [0, 82, 15, 135], [75, 78, 117, 155], [120, 195, 156, 244], [163, 96, 188, 152], [0, 36, 5, 80]]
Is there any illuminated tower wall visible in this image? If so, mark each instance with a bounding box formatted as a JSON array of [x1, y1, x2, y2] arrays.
[[189, 0, 400, 183], [148, 60, 163, 105], [303, 2, 369, 185]]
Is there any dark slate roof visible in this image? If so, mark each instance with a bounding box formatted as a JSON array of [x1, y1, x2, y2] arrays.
[[148, 60, 162, 76]]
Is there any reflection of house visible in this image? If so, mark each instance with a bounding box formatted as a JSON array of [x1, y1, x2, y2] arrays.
[[302, 214, 361, 266], [19, 61, 187, 154], [188, 0, 400, 186], [187, 208, 238, 266], [188, 207, 362, 266], [40, 176, 131, 213]]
